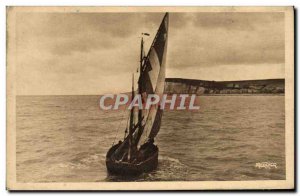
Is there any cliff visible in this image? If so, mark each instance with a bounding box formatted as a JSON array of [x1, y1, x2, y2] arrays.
[[164, 78, 285, 95]]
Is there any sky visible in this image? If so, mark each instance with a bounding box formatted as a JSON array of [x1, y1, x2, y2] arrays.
[[15, 12, 285, 95]]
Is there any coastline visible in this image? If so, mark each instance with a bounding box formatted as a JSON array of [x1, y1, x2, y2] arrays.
[[199, 93, 285, 96]]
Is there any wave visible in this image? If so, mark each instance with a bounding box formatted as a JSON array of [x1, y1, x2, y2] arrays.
[[58, 153, 106, 170]]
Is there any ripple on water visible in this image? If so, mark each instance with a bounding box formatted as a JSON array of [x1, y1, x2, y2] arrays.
[[16, 95, 285, 182]]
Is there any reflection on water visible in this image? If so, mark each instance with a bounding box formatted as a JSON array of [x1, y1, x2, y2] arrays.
[[16, 95, 285, 182]]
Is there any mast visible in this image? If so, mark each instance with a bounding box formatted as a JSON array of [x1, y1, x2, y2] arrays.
[[128, 74, 135, 161], [138, 37, 144, 129]]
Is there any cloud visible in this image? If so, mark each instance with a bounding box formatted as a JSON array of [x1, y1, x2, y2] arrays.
[[191, 12, 283, 30], [15, 12, 285, 95], [167, 12, 284, 69], [17, 13, 166, 55]]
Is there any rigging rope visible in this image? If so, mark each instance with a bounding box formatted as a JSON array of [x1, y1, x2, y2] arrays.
[[112, 108, 129, 146]]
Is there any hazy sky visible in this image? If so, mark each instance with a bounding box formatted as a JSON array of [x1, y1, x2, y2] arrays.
[[16, 12, 285, 95]]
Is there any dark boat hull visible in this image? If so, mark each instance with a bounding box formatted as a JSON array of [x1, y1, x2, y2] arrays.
[[106, 143, 158, 176]]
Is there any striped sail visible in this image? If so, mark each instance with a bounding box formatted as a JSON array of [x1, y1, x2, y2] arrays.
[[136, 13, 168, 145]]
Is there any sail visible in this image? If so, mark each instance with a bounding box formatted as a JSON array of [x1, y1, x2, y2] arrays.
[[136, 13, 169, 145]]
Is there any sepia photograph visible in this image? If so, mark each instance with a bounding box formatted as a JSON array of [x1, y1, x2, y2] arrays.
[[6, 6, 294, 190]]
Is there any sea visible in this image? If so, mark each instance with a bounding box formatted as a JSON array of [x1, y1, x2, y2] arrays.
[[16, 95, 285, 182]]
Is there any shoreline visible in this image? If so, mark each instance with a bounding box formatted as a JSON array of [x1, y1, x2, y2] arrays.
[[199, 93, 285, 96]]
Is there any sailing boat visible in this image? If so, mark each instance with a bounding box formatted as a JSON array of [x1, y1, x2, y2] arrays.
[[106, 13, 168, 175]]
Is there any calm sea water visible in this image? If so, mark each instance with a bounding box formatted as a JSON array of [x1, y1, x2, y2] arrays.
[[16, 95, 285, 182]]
